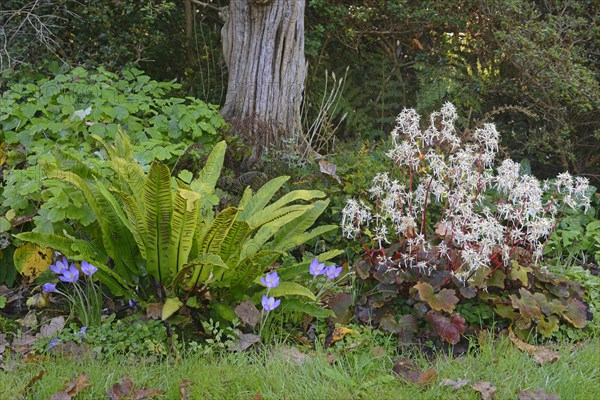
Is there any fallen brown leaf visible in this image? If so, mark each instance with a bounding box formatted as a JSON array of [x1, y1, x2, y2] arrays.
[[39, 316, 66, 338], [441, 378, 470, 390], [107, 375, 165, 400], [508, 327, 560, 365], [471, 381, 496, 400], [232, 332, 261, 352], [517, 388, 560, 400], [392, 359, 437, 385], [50, 374, 90, 400], [234, 301, 260, 328], [146, 303, 162, 320], [252, 392, 262, 400], [178, 379, 194, 400], [276, 346, 311, 364], [22, 369, 45, 397]]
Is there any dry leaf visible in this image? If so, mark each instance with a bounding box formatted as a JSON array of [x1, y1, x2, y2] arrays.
[[471, 381, 496, 400], [232, 332, 261, 352], [234, 301, 260, 327], [319, 159, 341, 183], [178, 379, 194, 400], [532, 348, 560, 365], [252, 393, 262, 400], [392, 359, 437, 385], [107, 376, 165, 400], [508, 327, 560, 365], [50, 374, 90, 400], [146, 303, 162, 320], [441, 378, 470, 390], [331, 326, 359, 344], [39, 316, 66, 338], [22, 369, 45, 397], [517, 388, 560, 400], [276, 346, 311, 364]]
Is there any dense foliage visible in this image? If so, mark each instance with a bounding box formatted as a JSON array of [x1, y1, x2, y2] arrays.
[[0, 0, 598, 364]]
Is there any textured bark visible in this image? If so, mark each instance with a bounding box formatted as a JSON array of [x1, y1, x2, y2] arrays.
[[221, 0, 306, 150]]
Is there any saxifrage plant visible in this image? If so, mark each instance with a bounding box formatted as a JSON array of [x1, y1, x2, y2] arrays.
[[342, 103, 592, 344]]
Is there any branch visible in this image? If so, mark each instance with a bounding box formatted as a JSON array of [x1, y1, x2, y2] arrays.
[[189, 0, 221, 12]]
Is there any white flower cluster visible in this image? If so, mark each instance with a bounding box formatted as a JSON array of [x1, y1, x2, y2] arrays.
[[341, 103, 591, 282]]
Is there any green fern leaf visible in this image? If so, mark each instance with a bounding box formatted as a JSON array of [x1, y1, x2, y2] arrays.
[[169, 189, 201, 273], [144, 161, 173, 283]]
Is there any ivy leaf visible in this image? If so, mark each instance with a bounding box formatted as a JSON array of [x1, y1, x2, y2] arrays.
[[425, 310, 466, 345], [414, 282, 459, 313]]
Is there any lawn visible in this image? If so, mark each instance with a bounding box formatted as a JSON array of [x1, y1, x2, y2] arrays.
[[2, 336, 599, 399]]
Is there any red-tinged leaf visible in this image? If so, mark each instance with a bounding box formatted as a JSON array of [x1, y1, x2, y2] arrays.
[[425, 310, 466, 345], [327, 293, 353, 324], [471, 381, 496, 400], [511, 289, 542, 318], [517, 388, 559, 400], [392, 359, 437, 385], [414, 282, 459, 313], [178, 379, 194, 400], [22, 369, 45, 397], [107, 376, 165, 400], [252, 393, 262, 400], [50, 374, 90, 400], [563, 298, 588, 328], [379, 314, 418, 340]]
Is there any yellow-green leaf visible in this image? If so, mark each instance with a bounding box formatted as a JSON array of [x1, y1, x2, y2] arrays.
[[13, 243, 53, 279], [414, 282, 459, 313], [162, 297, 183, 320]]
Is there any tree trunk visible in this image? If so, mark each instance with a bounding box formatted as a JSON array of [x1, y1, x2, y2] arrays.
[[220, 0, 306, 155]]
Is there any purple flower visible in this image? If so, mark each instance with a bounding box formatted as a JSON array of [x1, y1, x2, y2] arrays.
[[80, 260, 98, 276], [42, 282, 56, 293], [260, 271, 280, 289], [128, 299, 140, 309], [59, 265, 79, 283], [309, 258, 325, 276], [78, 326, 87, 336], [261, 294, 281, 312], [50, 256, 69, 274], [48, 338, 60, 349], [325, 265, 343, 280]]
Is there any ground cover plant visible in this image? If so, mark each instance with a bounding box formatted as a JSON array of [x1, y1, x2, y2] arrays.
[[340, 103, 594, 345], [0, 49, 597, 399]]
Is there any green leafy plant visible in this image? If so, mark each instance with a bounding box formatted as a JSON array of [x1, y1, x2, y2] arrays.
[[17, 132, 338, 322], [0, 67, 225, 286], [34, 315, 174, 359], [343, 104, 592, 345]]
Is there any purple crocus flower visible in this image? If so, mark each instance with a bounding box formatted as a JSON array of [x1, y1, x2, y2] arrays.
[[78, 326, 87, 336], [260, 271, 280, 289], [80, 260, 98, 276], [309, 258, 325, 276], [50, 256, 69, 274], [48, 338, 60, 349], [59, 265, 79, 283], [325, 265, 343, 280], [261, 294, 281, 312], [42, 282, 57, 293]]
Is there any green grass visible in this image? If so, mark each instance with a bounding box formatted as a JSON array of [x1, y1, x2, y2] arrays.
[[1, 337, 599, 399]]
